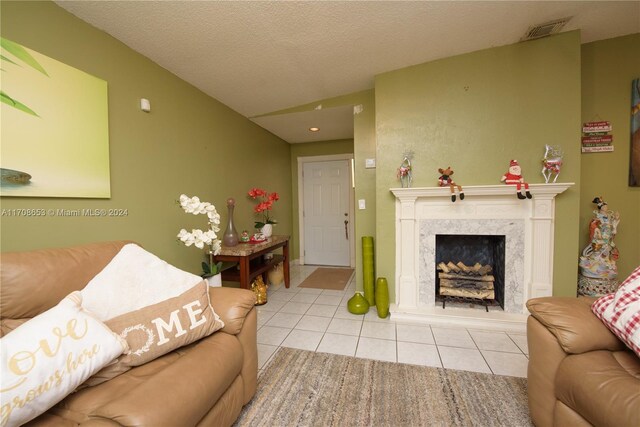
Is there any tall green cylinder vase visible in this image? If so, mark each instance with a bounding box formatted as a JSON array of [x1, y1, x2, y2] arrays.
[[362, 236, 375, 306], [375, 277, 389, 318]]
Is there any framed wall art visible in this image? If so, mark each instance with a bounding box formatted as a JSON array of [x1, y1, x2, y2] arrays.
[[630, 78, 640, 187], [1, 37, 110, 198]]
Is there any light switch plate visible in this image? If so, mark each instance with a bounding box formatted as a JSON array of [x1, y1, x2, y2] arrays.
[[358, 199, 366, 210], [365, 158, 376, 168]]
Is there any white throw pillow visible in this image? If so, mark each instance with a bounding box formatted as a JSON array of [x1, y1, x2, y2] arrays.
[[0, 292, 128, 427], [81, 243, 202, 320]]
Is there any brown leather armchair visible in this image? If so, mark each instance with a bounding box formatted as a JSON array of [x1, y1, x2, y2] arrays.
[[526, 297, 640, 427], [1, 241, 258, 426]]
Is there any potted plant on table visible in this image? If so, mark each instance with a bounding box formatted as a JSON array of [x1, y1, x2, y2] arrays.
[[247, 188, 279, 238], [177, 194, 223, 286]]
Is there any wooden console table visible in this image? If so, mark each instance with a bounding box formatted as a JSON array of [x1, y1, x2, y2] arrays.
[[214, 235, 290, 289]]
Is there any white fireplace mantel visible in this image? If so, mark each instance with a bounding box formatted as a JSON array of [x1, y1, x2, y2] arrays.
[[391, 183, 573, 200], [390, 183, 573, 331]]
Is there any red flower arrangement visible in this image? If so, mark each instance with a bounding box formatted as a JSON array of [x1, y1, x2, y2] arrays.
[[247, 188, 279, 228]]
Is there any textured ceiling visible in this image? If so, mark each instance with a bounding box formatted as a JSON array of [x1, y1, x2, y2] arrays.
[[55, 1, 639, 142]]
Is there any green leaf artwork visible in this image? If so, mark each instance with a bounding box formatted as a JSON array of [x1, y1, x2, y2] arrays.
[[1, 38, 48, 76], [0, 54, 19, 66], [0, 37, 48, 116], [1, 91, 38, 116]]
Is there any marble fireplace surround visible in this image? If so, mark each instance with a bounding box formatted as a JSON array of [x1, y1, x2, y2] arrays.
[[390, 183, 573, 331]]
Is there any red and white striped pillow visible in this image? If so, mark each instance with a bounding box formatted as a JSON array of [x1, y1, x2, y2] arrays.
[[592, 266, 640, 357]]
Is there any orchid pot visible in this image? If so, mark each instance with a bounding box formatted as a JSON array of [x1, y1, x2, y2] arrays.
[[206, 273, 222, 287], [261, 223, 273, 238]]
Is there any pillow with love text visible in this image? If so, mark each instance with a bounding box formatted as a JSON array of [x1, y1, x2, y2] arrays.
[[83, 280, 224, 386], [0, 292, 128, 427]]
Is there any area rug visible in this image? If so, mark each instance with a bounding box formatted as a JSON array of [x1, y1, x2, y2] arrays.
[[297, 267, 354, 291], [235, 347, 532, 427]]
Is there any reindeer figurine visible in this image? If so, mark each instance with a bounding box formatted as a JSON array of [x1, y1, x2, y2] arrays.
[[542, 144, 563, 183], [397, 151, 414, 188], [438, 166, 464, 202]]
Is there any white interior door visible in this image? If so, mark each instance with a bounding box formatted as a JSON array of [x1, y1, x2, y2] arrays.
[[303, 160, 351, 266]]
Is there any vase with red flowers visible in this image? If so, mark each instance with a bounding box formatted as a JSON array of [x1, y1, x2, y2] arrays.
[[247, 188, 279, 238]]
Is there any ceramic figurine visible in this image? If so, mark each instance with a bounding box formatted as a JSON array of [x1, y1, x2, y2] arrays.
[[250, 232, 266, 243], [240, 230, 250, 242], [501, 159, 532, 199], [251, 276, 268, 305], [437, 166, 465, 202], [579, 197, 620, 280], [542, 145, 563, 183]]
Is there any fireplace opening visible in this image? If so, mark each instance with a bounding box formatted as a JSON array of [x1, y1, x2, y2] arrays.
[[435, 234, 506, 310]]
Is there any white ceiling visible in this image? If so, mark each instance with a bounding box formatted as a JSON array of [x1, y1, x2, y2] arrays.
[[55, 1, 640, 143], [251, 105, 355, 143]]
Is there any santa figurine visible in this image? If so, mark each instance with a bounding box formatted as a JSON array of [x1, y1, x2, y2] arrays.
[[501, 159, 532, 199]]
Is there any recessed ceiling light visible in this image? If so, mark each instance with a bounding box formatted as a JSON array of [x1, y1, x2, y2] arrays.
[[309, 127, 320, 132]]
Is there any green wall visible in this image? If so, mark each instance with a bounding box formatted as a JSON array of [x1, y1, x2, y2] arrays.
[[375, 31, 583, 299], [352, 91, 377, 294], [289, 138, 354, 259], [261, 91, 377, 292], [0, 1, 292, 275], [581, 33, 640, 279]]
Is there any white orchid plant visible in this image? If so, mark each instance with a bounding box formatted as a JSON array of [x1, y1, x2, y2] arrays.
[[177, 194, 223, 278]]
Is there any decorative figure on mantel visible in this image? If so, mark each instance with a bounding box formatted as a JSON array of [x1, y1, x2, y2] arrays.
[[542, 145, 563, 183], [500, 159, 532, 199], [437, 166, 465, 202], [397, 151, 413, 188], [578, 197, 621, 296]]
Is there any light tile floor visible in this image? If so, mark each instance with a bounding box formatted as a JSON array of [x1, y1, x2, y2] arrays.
[[256, 264, 529, 377]]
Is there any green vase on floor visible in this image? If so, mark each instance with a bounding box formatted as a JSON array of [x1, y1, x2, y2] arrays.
[[347, 292, 369, 315], [375, 277, 389, 318], [362, 236, 375, 306]]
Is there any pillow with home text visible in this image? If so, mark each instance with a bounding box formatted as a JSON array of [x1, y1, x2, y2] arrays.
[[83, 280, 223, 386], [0, 292, 128, 427]]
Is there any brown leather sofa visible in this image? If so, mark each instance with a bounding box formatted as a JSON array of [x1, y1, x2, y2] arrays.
[[0, 241, 258, 426], [526, 296, 640, 427]]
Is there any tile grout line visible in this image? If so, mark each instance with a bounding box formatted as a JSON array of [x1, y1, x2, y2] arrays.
[[467, 329, 495, 375], [260, 265, 527, 376]]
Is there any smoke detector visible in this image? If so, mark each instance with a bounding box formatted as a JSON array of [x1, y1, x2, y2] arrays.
[[521, 17, 572, 41]]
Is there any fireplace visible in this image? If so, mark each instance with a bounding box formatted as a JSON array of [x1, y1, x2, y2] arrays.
[[391, 183, 572, 331], [435, 234, 505, 310]]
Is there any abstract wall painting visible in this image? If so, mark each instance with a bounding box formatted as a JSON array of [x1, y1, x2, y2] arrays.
[[1, 37, 110, 198], [630, 78, 640, 187]]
